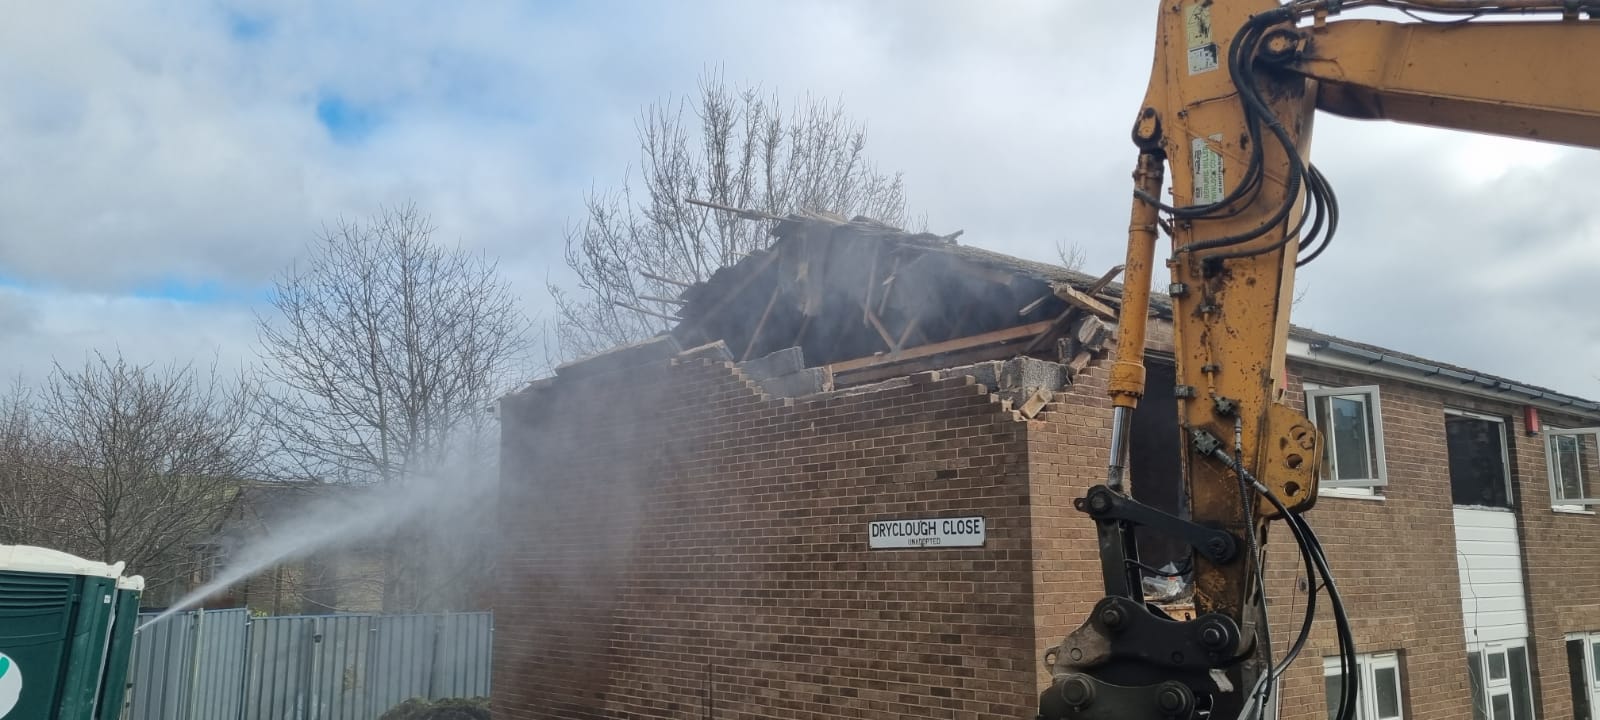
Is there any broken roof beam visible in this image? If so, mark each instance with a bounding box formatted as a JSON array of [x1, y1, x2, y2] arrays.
[[1086, 264, 1127, 295], [684, 197, 784, 222], [1018, 294, 1051, 317], [865, 309, 900, 354], [676, 249, 780, 335], [639, 271, 694, 288], [742, 285, 782, 362], [612, 301, 681, 323], [827, 318, 1057, 375], [1023, 308, 1079, 355], [1053, 283, 1117, 321]]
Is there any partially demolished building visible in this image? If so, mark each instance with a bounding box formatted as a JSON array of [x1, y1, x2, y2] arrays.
[[495, 214, 1600, 720]]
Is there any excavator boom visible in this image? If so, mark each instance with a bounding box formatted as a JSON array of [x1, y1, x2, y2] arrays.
[[1040, 2, 1600, 718]]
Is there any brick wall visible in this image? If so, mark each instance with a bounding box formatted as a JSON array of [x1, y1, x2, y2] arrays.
[[1026, 364, 1112, 696], [1507, 402, 1600, 719], [1271, 362, 1600, 719], [1268, 365, 1477, 719], [495, 331, 1600, 719], [495, 345, 1040, 719]]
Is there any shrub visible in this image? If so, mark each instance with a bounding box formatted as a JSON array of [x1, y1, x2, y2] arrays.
[[378, 697, 489, 720]]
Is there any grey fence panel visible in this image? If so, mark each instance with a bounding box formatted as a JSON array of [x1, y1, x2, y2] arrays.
[[243, 616, 310, 720], [306, 614, 373, 720], [367, 614, 435, 714], [129, 609, 492, 720], [192, 609, 251, 719], [432, 613, 492, 699], [129, 611, 195, 720]]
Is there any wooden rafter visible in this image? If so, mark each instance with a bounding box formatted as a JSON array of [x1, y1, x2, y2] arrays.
[[827, 319, 1057, 375], [742, 285, 782, 362], [1018, 294, 1050, 317], [1024, 308, 1079, 355], [1086, 264, 1127, 295], [876, 255, 901, 316], [639, 271, 693, 288], [677, 250, 779, 335], [895, 314, 922, 350], [865, 310, 900, 354], [861, 246, 879, 326], [1053, 283, 1117, 321], [613, 301, 681, 323]]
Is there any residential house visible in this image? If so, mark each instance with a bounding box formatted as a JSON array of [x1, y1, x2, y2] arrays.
[[494, 213, 1600, 719]]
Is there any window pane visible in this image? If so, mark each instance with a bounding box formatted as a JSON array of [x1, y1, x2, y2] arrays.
[[1316, 396, 1338, 478], [1557, 434, 1586, 501], [1491, 692, 1512, 720], [1448, 415, 1511, 508], [1469, 651, 1487, 720], [1324, 671, 1345, 720], [1509, 647, 1532, 720], [1569, 640, 1591, 720], [1592, 641, 1600, 684], [1331, 396, 1374, 481], [1375, 666, 1402, 719], [1489, 651, 1508, 680]]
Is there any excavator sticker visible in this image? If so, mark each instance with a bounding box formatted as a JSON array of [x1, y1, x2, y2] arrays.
[[0, 653, 20, 718], [1185, 2, 1219, 74], [1192, 135, 1226, 205]]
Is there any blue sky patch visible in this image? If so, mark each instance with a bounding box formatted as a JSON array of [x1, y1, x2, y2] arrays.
[[224, 9, 271, 41], [315, 95, 383, 144]]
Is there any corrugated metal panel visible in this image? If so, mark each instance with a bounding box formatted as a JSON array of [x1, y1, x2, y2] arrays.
[[305, 614, 373, 720], [129, 611, 195, 720], [192, 609, 250, 719], [368, 614, 436, 712], [244, 616, 310, 720], [433, 613, 493, 699], [1454, 507, 1529, 644], [130, 609, 493, 720]]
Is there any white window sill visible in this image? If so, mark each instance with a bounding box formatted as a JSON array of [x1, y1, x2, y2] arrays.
[[1552, 506, 1596, 515], [1319, 489, 1385, 502]]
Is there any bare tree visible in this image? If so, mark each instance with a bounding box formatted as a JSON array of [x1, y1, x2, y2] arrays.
[[255, 203, 530, 611], [1056, 239, 1088, 273], [30, 353, 261, 599], [0, 380, 68, 547], [550, 69, 910, 359]]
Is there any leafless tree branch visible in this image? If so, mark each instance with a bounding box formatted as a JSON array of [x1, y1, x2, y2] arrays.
[[254, 202, 530, 611], [550, 68, 910, 359]]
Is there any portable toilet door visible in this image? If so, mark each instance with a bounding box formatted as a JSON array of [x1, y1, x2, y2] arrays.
[[0, 545, 124, 720], [95, 574, 144, 720]]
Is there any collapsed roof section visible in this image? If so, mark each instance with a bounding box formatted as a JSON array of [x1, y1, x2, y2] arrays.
[[533, 209, 1599, 417], [660, 211, 1119, 391]]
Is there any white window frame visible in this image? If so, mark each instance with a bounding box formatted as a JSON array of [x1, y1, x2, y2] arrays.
[[1305, 384, 1390, 495], [1566, 630, 1600, 719], [1468, 639, 1536, 720], [1546, 426, 1600, 511], [1445, 408, 1515, 510], [1324, 651, 1405, 720]]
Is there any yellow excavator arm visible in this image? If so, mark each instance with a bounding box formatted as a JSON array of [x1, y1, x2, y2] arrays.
[[1040, 2, 1600, 718]]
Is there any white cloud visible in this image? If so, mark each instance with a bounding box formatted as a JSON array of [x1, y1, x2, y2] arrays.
[[0, 0, 1594, 399]]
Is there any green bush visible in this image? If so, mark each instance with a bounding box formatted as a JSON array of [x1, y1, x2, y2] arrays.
[[378, 697, 490, 720]]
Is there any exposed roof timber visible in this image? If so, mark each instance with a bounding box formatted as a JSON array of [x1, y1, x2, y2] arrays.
[[639, 270, 693, 288], [1053, 284, 1117, 321], [658, 210, 1597, 410], [612, 301, 680, 322], [685, 197, 783, 222], [827, 319, 1058, 375]]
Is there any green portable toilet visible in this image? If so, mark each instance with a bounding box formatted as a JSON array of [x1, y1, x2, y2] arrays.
[[0, 545, 125, 720], [94, 574, 144, 720]]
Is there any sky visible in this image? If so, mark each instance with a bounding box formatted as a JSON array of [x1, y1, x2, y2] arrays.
[[0, 0, 1596, 399]]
